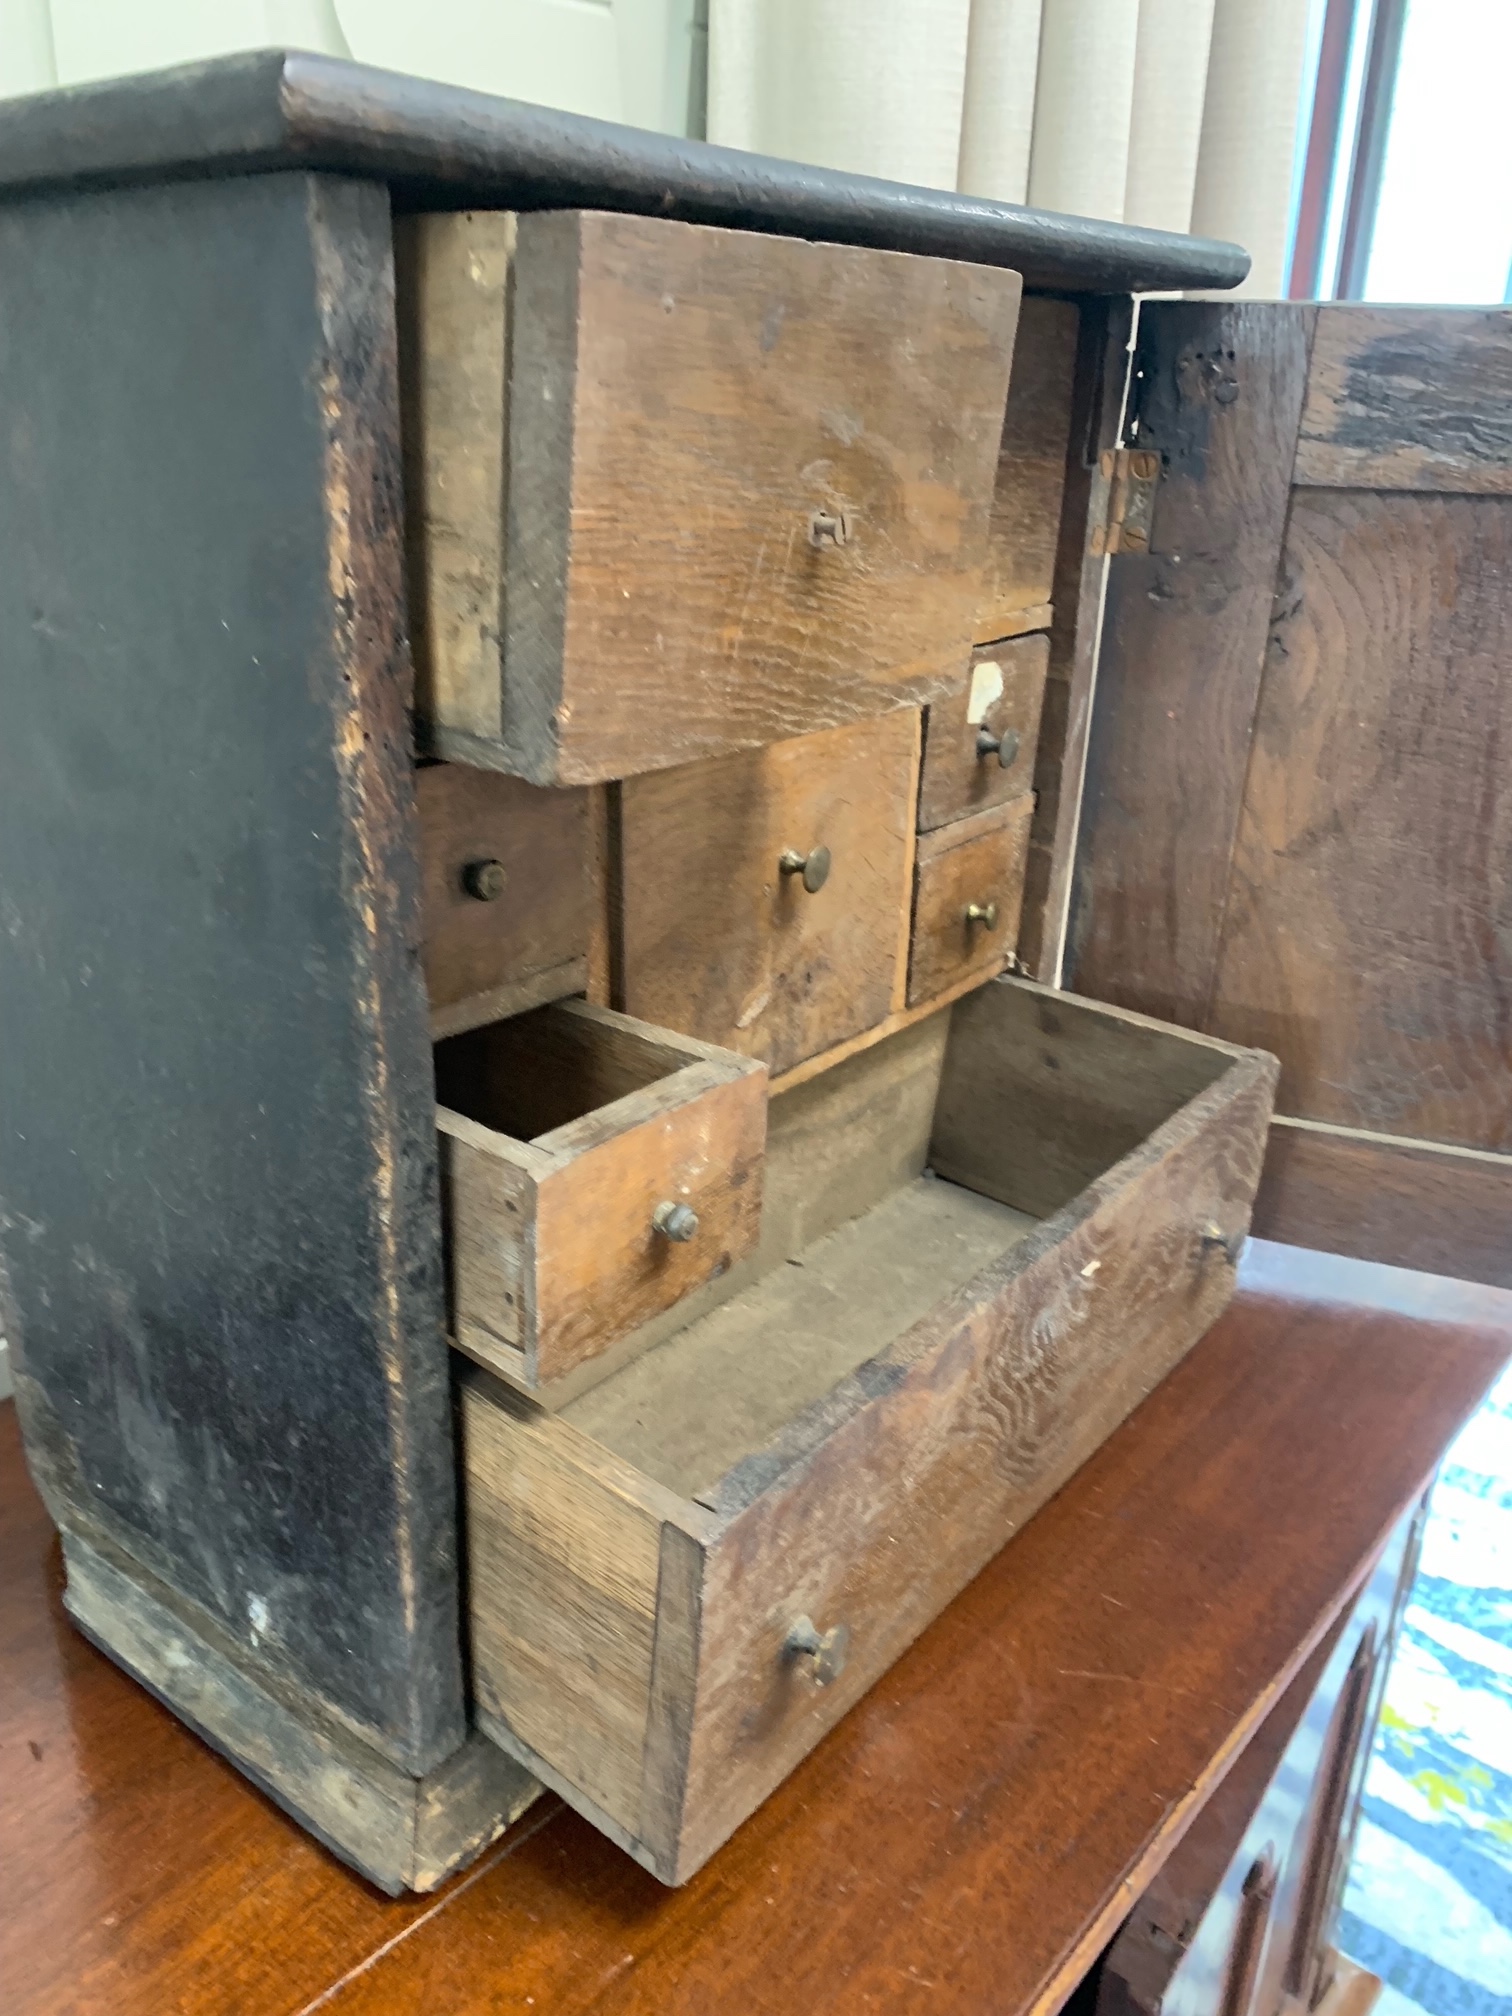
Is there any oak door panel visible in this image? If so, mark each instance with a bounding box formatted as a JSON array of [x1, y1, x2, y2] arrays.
[[1208, 490, 1512, 1148], [1295, 306, 1512, 492], [1066, 300, 1315, 1029]]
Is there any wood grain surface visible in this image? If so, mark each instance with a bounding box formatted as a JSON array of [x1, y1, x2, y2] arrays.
[[907, 795, 1032, 1004], [930, 979, 1245, 1220], [463, 982, 1277, 1881], [416, 759, 588, 1037], [1067, 301, 1315, 1027], [618, 713, 918, 1074], [395, 210, 514, 744], [918, 633, 1048, 831], [6, 1241, 1507, 2015], [1295, 306, 1512, 491], [1101, 1504, 1416, 2016], [437, 1002, 767, 1388], [1207, 489, 1512, 1146], [1017, 295, 1132, 982], [976, 296, 1079, 641], [667, 1037, 1275, 1881], [1254, 1116, 1512, 1290], [403, 208, 1020, 784]]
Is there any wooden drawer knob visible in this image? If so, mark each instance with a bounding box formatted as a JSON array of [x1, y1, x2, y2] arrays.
[[779, 844, 832, 895], [964, 900, 999, 930], [786, 1614, 849, 1685], [653, 1199, 700, 1243], [461, 857, 508, 902], [975, 725, 1021, 769]]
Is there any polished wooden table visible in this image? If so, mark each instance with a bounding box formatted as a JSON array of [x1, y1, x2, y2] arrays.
[[4, 1241, 1508, 2016]]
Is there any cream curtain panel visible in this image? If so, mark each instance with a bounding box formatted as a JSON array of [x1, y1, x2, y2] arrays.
[[710, 0, 1315, 295], [0, 0, 702, 135], [0, 0, 1309, 288]]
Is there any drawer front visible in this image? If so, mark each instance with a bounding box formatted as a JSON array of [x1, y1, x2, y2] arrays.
[[918, 634, 1048, 832], [402, 209, 1021, 785], [439, 1002, 767, 1389], [908, 795, 1033, 1006], [418, 762, 587, 1038], [619, 713, 919, 1076]]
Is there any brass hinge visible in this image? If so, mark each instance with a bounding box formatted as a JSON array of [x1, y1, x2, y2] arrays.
[[1091, 448, 1161, 556]]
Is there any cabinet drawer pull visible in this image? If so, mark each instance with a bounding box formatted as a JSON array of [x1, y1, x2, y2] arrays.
[[964, 900, 998, 929], [1200, 1220, 1243, 1266], [462, 858, 508, 902], [653, 1199, 700, 1244], [975, 725, 1021, 769], [785, 1615, 850, 1685], [779, 844, 832, 895], [808, 508, 852, 549]]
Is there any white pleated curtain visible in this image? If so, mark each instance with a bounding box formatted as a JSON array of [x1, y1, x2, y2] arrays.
[[710, 0, 1315, 295], [0, 0, 1312, 293], [0, 0, 703, 139]]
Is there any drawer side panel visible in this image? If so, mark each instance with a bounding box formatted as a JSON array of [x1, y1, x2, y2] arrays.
[[463, 1385, 664, 1832]]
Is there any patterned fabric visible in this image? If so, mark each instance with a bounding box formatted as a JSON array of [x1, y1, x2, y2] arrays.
[[1339, 1368, 1512, 2014]]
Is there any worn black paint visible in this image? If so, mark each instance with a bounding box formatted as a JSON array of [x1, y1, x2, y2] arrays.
[[0, 50, 1249, 297], [0, 172, 466, 1775]]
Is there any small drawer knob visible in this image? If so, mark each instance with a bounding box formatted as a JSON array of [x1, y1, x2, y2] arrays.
[[808, 508, 852, 549], [964, 900, 998, 929], [779, 844, 832, 895], [786, 1614, 849, 1685], [462, 858, 508, 903], [1200, 1220, 1243, 1266], [653, 1199, 700, 1243], [976, 725, 1022, 769]]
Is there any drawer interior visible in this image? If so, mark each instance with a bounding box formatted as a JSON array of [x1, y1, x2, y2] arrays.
[[565, 1173, 1033, 1499], [435, 1000, 703, 1148], [559, 978, 1238, 1495]]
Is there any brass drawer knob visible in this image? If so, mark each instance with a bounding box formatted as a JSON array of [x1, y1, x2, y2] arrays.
[[786, 1614, 849, 1685], [1200, 1221, 1243, 1266], [964, 900, 998, 929], [462, 858, 508, 902], [653, 1199, 700, 1243], [976, 725, 1021, 769], [779, 844, 832, 895], [808, 508, 852, 549]]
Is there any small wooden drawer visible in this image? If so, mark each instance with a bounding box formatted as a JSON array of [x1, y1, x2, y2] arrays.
[[418, 762, 588, 1039], [398, 209, 1020, 786], [918, 634, 1049, 832], [437, 1000, 767, 1391], [463, 979, 1277, 1883], [909, 796, 1033, 1006], [617, 712, 918, 1076]]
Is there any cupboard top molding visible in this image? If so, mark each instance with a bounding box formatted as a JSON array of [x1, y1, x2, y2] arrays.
[[0, 49, 1250, 297]]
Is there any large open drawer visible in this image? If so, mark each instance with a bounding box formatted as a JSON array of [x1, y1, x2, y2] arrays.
[[461, 978, 1278, 1882]]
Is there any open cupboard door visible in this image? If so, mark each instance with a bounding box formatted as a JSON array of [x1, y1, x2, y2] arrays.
[[1063, 299, 1512, 1289]]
